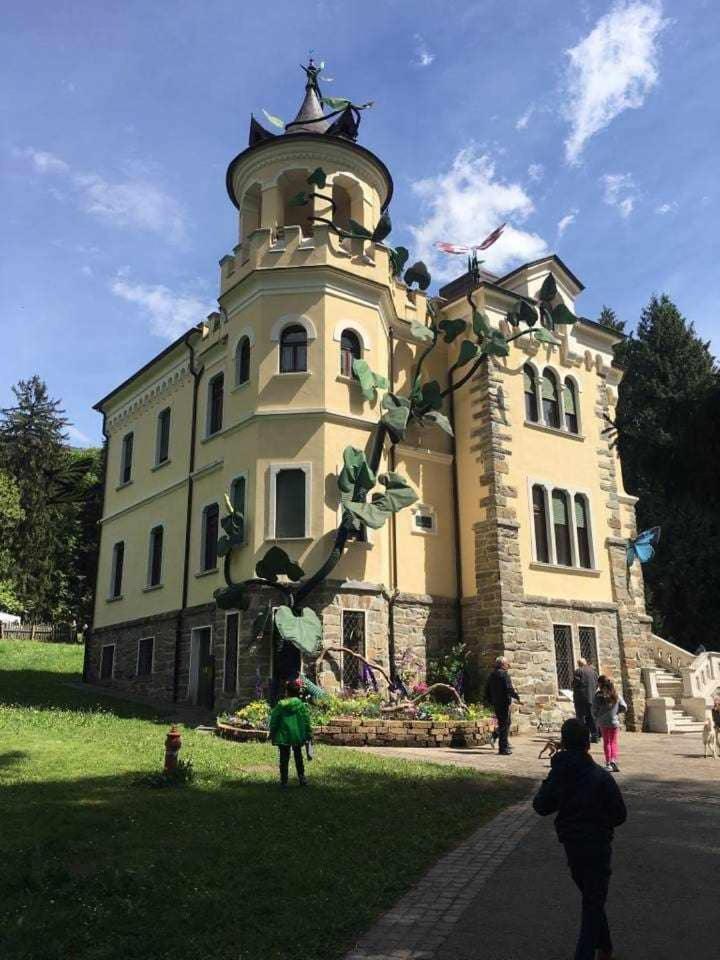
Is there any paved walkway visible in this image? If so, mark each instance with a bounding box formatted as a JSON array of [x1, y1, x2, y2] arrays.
[[345, 732, 720, 960]]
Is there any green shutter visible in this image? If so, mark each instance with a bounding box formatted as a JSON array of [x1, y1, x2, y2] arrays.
[[523, 367, 534, 393], [542, 373, 557, 401], [552, 491, 568, 525], [563, 382, 576, 415], [574, 496, 587, 528]]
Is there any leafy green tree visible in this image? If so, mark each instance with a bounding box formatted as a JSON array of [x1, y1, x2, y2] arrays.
[[598, 304, 625, 333], [616, 295, 719, 650], [0, 470, 24, 613], [65, 446, 104, 625]]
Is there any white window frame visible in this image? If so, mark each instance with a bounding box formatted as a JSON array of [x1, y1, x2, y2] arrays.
[[229, 472, 249, 545], [206, 372, 224, 438], [527, 478, 597, 571], [155, 407, 171, 465], [100, 642, 116, 680], [146, 523, 165, 588], [540, 366, 563, 430], [340, 608, 367, 688], [136, 635, 155, 677], [188, 624, 213, 704], [411, 503, 438, 536], [267, 462, 312, 540], [332, 320, 371, 352], [109, 540, 125, 599], [224, 611, 241, 695], [200, 501, 220, 572]]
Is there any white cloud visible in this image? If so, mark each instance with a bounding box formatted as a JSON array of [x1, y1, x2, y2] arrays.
[[563, 1, 669, 164], [602, 173, 637, 217], [80, 264, 94, 277], [557, 210, 578, 236], [409, 147, 548, 281], [110, 277, 215, 339], [527, 163, 545, 182], [67, 425, 93, 446], [655, 201, 677, 214], [515, 105, 535, 130], [16, 147, 69, 174], [16, 146, 187, 243], [412, 34, 435, 67]]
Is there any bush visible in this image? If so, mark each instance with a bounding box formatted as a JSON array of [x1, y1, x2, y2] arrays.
[[134, 758, 195, 789], [229, 700, 271, 730]]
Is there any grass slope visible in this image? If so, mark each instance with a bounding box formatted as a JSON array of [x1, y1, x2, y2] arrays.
[[0, 641, 529, 960]]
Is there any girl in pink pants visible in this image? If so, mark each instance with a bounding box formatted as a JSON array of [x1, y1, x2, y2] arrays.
[[592, 675, 627, 773]]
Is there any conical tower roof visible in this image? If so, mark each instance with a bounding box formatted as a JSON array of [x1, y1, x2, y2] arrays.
[[285, 58, 331, 135]]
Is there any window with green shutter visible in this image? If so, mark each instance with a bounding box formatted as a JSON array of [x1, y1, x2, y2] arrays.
[[542, 370, 561, 428], [524, 365, 539, 422], [532, 485, 550, 562], [563, 379, 579, 434], [574, 495, 592, 568], [552, 489, 572, 565]]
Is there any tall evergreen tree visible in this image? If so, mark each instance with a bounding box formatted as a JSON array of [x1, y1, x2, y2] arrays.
[[0, 470, 24, 613], [616, 295, 719, 650], [0, 377, 73, 621], [598, 304, 626, 333]]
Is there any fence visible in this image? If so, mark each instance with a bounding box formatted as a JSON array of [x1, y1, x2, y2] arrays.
[[0, 622, 82, 644]]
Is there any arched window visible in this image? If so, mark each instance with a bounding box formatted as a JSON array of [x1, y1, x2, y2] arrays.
[[340, 329, 361, 378], [563, 378, 579, 434], [523, 365, 539, 422], [207, 373, 224, 436], [552, 489, 572, 566], [235, 337, 251, 386], [532, 485, 550, 563], [574, 495, 592, 568], [542, 369, 561, 429], [280, 325, 307, 373]]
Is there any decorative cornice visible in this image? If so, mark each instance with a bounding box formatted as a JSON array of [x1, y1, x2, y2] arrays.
[[105, 360, 191, 433]]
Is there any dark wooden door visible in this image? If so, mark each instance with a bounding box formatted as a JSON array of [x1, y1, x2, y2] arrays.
[[196, 628, 215, 710]]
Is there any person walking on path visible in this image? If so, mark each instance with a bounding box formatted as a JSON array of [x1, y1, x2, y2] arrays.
[[533, 718, 627, 960], [269, 679, 313, 788], [484, 657, 521, 756], [572, 658, 599, 743], [592, 676, 627, 773], [712, 697, 720, 732]]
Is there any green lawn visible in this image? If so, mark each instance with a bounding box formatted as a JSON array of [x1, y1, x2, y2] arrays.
[[0, 641, 529, 960]]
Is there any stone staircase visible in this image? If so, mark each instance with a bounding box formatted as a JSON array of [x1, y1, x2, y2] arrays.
[[652, 667, 705, 734], [643, 636, 720, 733]]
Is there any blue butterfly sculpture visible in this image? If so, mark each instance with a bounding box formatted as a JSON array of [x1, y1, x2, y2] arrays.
[[626, 526, 661, 567]]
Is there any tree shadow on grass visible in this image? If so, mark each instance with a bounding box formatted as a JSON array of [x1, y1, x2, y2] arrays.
[[0, 760, 534, 960], [0, 668, 164, 723]]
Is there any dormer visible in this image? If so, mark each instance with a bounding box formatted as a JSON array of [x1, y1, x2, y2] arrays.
[[498, 254, 584, 311]]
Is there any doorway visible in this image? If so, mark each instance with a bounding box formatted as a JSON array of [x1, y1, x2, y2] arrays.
[[190, 626, 215, 709]]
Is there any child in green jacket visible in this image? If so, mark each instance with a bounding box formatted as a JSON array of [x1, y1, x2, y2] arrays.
[[269, 680, 313, 788]]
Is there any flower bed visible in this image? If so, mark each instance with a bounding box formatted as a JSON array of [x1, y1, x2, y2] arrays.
[[216, 716, 497, 748]]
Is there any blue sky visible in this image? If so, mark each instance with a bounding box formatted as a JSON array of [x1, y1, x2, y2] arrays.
[[2, 0, 718, 446]]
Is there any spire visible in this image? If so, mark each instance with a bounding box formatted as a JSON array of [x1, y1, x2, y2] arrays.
[[285, 58, 331, 135]]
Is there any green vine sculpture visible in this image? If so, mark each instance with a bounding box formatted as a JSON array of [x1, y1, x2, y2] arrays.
[[214, 168, 578, 669]]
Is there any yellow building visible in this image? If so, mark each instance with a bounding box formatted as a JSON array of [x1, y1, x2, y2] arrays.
[[87, 62, 654, 728]]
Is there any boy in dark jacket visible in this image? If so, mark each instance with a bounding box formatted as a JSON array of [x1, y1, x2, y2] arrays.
[[533, 718, 626, 960], [269, 680, 313, 788]]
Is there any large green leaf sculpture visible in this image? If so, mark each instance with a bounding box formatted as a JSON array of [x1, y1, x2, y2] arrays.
[[409, 320, 435, 342], [274, 606, 323, 656], [481, 330, 511, 357], [307, 167, 327, 188], [551, 302, 576, 325], [538, 273, 558, 302], [381, 404, 411, 442], [472, 309, 491, 338], [214, 584, 250, 611], [404, 261, 431, 291], [456, 339, 480, 367], [347, 472, 418, 529], [255, 546, 304, 583], [217, 494, 245, 556], [422, 410, 454, 436], [371, 210, 392, 243], [439, 318, 466, 343], [533, 326, 561, 346], [352, 359, 388, 402], [389, 245, 409, 277], [507, 300, 538, 328], [337, 446, 376, 502]]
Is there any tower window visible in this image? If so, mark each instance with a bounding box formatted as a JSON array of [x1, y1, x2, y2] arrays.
[[542, 369, 561, 429], [552, 489, 572, 566], [564, 379, 579, 434], [110, 541, 124, 599], [279, 325, 307, 373], [147, 525, 164, 587], [523, 365, 539, 423], [532, 485, 550, 563], [201, 503, 219, 571], [207, 373, 224, 436], [340, 329, 362, 378], [274, 468, 307, 538], [574, 495, 592, 569], [156, 408, 171, 464], [235, 337, 251, 386], [120, 432, 134, 484]]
